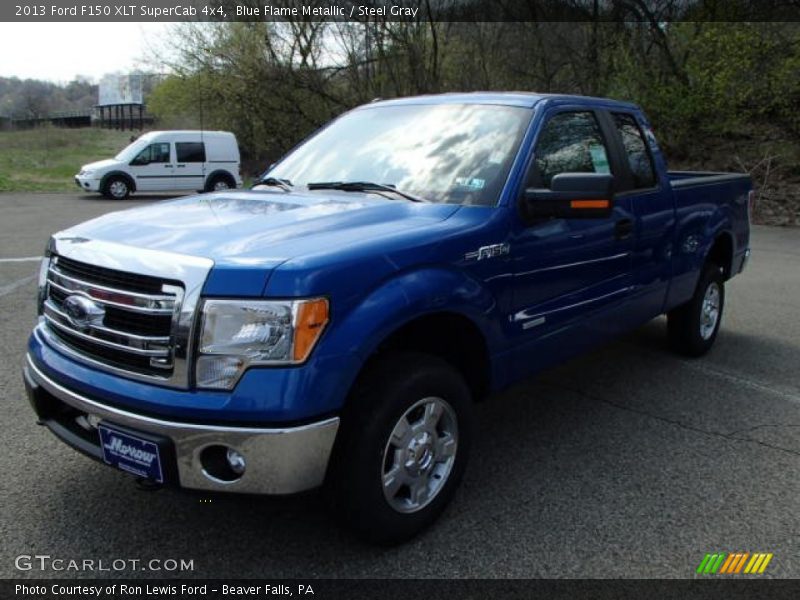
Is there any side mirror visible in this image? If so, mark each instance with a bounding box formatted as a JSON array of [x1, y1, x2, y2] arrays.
[[523, 173, 614, 219], [130, 157, 149, 166]]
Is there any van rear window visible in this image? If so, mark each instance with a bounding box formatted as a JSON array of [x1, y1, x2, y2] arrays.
[[176, 142, 206, 163]]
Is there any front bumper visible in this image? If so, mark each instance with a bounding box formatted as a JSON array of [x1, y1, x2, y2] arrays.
[[74, 175, 100, 192], [24, 354, 339, 495]]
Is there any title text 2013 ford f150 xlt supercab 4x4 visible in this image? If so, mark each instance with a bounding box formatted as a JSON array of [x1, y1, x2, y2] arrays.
[[24, 93, 751, 543]]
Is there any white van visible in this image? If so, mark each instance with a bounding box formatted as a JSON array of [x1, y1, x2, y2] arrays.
[[75, 131, 242, 199]]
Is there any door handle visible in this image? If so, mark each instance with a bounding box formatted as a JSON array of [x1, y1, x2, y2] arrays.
[[615, 218, 634, 240], [164, 164, 173, 168], [176, 164, 186, 168]]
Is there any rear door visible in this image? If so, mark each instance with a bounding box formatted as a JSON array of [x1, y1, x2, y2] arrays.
[[128, 142, 173, 191], [508, 108, 636, 373], [603, 110, 675, 323], [174, 141, 206, 190]]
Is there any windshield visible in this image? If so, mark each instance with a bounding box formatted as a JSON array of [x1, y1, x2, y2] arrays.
[[114, 138, 150, 162], [269, 103, 532, 206]]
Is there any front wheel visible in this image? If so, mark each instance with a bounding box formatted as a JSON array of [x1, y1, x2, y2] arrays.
[[102, 176, 130, 199], [326, 353, 472, 545], [667, 262, 725, 357]]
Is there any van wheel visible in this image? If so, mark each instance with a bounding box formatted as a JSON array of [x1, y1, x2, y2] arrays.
[[103, 177, 130, 199], [205, 174, 234, 192], [326, 352, 472, 545], [667, 262, 725, 357]]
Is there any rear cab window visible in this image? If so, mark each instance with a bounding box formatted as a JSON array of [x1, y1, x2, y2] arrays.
[[611, 112, 657, 189]]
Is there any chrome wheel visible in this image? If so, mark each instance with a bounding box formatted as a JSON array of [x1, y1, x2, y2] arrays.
[[108, 180, 128, 199], [382, 396, 458, 514], [700, 281, 721, 340], [212, 179, 230, 191]]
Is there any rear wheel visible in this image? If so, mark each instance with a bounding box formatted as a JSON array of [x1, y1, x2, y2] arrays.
[[205, 174, 234, 192], [102, 176, 130, 199], [326, 352, 472, 545], [668, 262, 725, 357]]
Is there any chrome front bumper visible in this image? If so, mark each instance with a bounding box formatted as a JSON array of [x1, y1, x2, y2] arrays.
[[24, 354, 339, 495]]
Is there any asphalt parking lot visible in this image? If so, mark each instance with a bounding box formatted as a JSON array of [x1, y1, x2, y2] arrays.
[[1, 193, 799, 579]]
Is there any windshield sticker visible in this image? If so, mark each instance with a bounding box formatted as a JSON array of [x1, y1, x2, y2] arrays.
[[588, 144, 611, 173], [488, 150, 505, 164], [454, 177, 486, 190]]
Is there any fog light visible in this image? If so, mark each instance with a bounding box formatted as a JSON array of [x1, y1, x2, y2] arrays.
[[226, 448, 246, 475], [199, 445, 245, 482]]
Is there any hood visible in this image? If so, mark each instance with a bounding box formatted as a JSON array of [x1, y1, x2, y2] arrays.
[[81, 158, 121, 172], [59, 190, 460, 268]]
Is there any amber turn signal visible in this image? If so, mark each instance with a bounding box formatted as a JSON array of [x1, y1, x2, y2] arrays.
[[293, 298, 330, 362], [570, 199, 610, 209]]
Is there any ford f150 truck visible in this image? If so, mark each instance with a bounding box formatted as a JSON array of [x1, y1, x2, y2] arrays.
[[24, 93, 751, 544]]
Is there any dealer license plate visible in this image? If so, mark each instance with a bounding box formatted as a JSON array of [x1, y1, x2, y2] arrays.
[[99, 424, 164, 483]]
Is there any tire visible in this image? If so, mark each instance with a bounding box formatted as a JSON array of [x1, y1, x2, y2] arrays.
[[667, 262, 725, 357], [326, 352, 473, 545], [205, 174, 234, 193], [102, 176, 130, 200]]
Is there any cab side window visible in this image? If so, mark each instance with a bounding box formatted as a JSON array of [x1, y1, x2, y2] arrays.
[[151, 143, 170, 163], [176, 142, 206, 163], [612, 113, 656, 189], [531, 111, 612, 188], [132, 143, 170, 165]]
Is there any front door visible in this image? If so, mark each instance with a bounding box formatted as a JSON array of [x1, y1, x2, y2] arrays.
[[128, 142, 173, 191], [508, 108, 636, 377]]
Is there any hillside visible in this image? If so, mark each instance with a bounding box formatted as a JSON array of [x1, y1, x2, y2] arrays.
[[0, 127, 135, 192]]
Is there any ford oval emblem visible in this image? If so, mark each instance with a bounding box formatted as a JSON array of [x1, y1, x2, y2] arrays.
[[62, 295, 105, 331]]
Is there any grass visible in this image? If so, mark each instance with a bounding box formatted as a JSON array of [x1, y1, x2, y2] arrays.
[[0, 127, 135, 192]]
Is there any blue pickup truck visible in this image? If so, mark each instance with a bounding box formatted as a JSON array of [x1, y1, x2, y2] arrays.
[[24, 93, 751, 543]]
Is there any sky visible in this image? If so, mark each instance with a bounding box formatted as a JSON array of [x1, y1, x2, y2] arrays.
[[0, 23, 173, 83]]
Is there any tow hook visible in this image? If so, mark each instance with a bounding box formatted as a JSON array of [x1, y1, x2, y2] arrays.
[[135, 477, 163, 492]]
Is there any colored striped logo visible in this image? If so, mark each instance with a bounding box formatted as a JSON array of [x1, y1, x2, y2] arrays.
[[696, 552, 773, 574]]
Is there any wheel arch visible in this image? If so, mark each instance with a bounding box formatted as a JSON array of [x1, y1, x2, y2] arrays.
[[204, 169, 236, 191], [706, 230, 735, 279], [100, 171, 136, 193], [362, 311, 492, 403]]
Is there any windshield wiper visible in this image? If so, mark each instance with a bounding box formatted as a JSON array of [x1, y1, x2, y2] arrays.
[[252, 177, 293, 192], [306, 181, 429, 203]]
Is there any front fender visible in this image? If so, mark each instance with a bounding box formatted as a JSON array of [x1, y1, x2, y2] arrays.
[[310, 265, 504, 411]]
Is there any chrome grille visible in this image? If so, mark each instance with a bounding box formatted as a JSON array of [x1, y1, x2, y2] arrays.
[[43, 255, 184, 379]]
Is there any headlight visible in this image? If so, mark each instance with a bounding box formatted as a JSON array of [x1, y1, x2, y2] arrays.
[[36, 239, 53, 316], [79, 169, 93, 177], [196, 298, 329, 390]]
